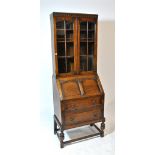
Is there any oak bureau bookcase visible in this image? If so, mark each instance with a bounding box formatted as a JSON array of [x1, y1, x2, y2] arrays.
[[50, 12, 105, 148]]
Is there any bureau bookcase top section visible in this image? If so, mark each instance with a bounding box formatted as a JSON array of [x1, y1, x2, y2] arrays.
[[50, 12, 98, 76]]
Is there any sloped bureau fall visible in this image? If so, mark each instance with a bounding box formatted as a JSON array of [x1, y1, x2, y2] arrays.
[[50, 12, 105, 148]]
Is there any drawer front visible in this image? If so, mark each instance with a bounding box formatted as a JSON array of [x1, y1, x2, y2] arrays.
[[63, 96, 102, 112], [64, 108, 102, 126]]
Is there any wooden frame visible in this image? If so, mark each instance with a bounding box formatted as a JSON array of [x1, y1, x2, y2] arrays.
[[51, 12, 98, 77], [50, 12, 105, 148]]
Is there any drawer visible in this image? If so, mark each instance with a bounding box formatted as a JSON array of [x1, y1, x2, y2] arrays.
[[63, 96, 102, 112], [64, 108, 102, 126]]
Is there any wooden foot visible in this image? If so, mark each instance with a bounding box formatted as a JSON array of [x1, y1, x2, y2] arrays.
[[54, 116, 57, 135], [60, 130, 64, 148], [100, 122, 105, 137]]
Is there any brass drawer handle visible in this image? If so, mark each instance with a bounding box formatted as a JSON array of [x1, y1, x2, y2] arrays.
[[70, 117, 75, 122], [70, 105, 78, 111], [66, 105, 78, 111]]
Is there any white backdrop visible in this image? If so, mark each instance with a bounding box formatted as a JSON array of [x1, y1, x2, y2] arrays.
[[1, 0, 155, 155], [40, 0, 115, 137]]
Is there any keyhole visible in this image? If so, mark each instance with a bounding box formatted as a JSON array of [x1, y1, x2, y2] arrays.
[[93, 114, 97, 118], [92, 100, 96, 105]]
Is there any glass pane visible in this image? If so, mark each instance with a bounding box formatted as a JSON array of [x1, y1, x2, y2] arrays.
[[88, 56, 94, 71], [66, 30, 73, 42], [67, 42, 74, 56], [56, 21, 64, 29], [88, 42, 94, 55], [80, 21, 88, 71], [58, 58, 66, 73], [80, 56, 87, 71], [66, 20, 74, 73], [66, 21, 73, 30], [80, 22, 87, 30], [88, 22, 95, 30], [79, 21, 96, 72], [67, 57, 74, 72], [80, 30, 87, 42], [57, 30, 65, 41], [57, 42, 65, 56], [66, 20, 73, 42], [80, 42, 87, 55], [56, 19, 74, 74], [80, 22, 87, 42], [88, 31, 94, 42]]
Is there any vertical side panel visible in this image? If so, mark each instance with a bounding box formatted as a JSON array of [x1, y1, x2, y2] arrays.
[[77, 18, 80, 74], [52, 76, 62, 123], [50, 14, 55, 75], [94, 18, 98, 71], [53, 16, 59, 75], [74, 17, 78, 74]]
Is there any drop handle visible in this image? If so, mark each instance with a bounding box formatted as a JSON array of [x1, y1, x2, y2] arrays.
[[70, 117, 75, 122], [71, 105, 78, 111]]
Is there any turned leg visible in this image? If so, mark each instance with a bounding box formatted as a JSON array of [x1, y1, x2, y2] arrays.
[[100, 121, 105, 137], [60, 130, 64, 148], [54, 116, 57, 135]]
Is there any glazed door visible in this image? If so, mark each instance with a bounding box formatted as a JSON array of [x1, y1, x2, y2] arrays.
[[78, 18, 97, 73], [55, 17, 77, 74]]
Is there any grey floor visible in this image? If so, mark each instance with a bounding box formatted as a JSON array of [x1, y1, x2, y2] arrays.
[[40, 118, 114, 155]]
